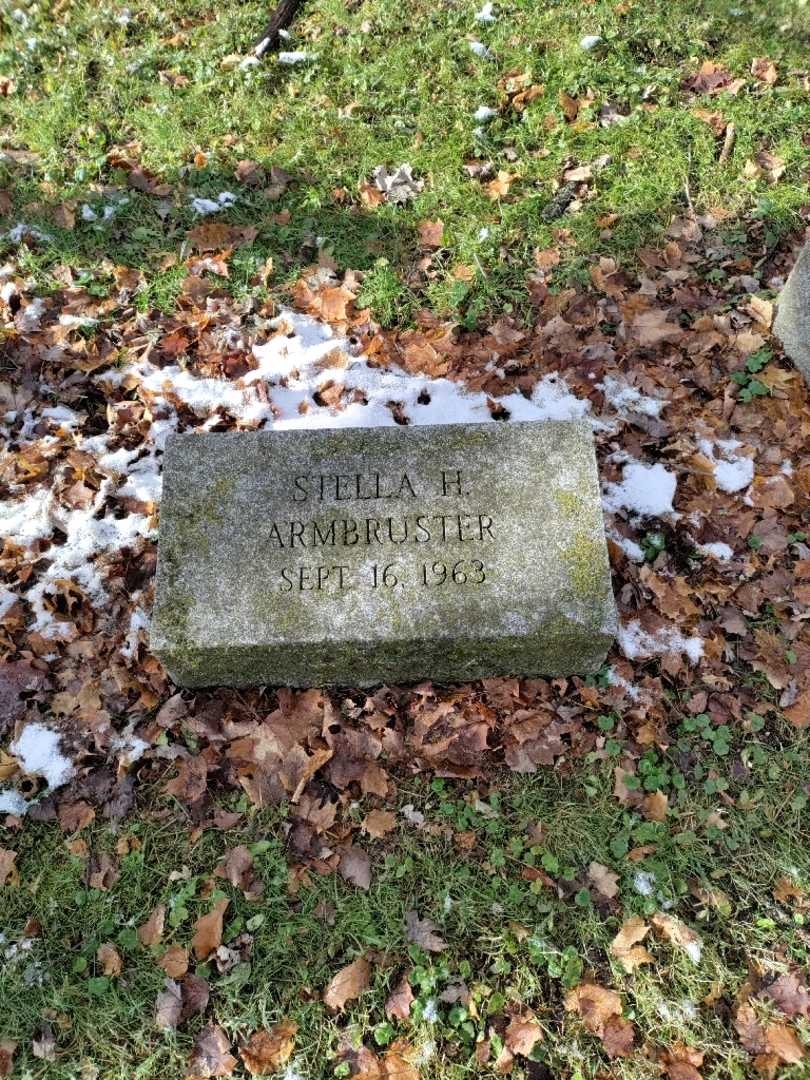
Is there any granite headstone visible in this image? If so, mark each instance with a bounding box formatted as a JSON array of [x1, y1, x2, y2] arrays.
[[151, 421, 616, 687]]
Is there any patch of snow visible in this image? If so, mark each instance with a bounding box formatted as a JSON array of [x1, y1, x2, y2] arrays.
[[120, 602, 150, 660], [401, 803, 426, 827], [278, 51, 310, 64], [478, 226, 490, 241], [0, 587, 18, 619], [475, 2, 496, 22], [698, 437, 754, 494], [5, 223, 52, 244], [17, 296, 47, 331], [190, 192, 237, 215], [609, 532, 645, 562], [618, 620, 704, 664], [469, 41, 492, 58], [0, 486, 54, 546], [580, 34, 602, 49], [111, 725, 150, 767], [126, 309, 593, 433], [602, 461, 677, 517], [1, 479, 153, 640], [683, 939, 702, 965], [59, 313, 98, 328], [42, 405, 82, 428], [11, 723, 75, 788], [281, 1066, 306, 1080], [0, 789, 29, 816], [633, 870, 656, 896], [422, 999, 439, 1023], [600, 375, 665, 418], [700, 541, 733, 561], [606, 667, 641, 701], [473, 105, 497, 122]]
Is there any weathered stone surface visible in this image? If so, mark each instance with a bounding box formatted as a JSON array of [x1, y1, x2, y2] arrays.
[[774, 239, 810, 383], [151, 421, 616, 687]]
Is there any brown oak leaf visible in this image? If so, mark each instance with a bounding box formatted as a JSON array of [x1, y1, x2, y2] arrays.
[[610, 916, 653, 972], [239, 1022, 298, 1075], [405, 910, 447, 952], [385, 975, 415, 1020], [505, 1011, 543, 1056], [187, 1023, 237, 1079]]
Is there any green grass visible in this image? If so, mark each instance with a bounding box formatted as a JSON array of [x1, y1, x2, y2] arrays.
[[2, 714, 808, 1079], [1, 0, 810, 326]]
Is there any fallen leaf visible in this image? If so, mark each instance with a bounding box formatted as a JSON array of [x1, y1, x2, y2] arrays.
[[214, 845, 262, 899], [559, 90, 580, 122], [53, 202, 76, 230], [643, 790, 669, 822], [58, 800, 96, 833], [652, 913, 702, 964], [405, 910, 447, 952], [339, 845, 372, 890], [159, 944, 190, 979], [0, 849, 18, 887], [359, 180, 385, 208], [362, 809, 396, 838], [773, 876, 805, 906], [323, 957, 371, 1010], [762, 972, 810, 1018], [180, 973, 211, 1021], [418, 219, 444, 247], [186, 223, 257, 253], [0, 1041, 16, 1078], [485, 170, 515, 200], [662, 1041, 704, 1080], [97, 942, 123, 976], [565, 982, 623, 1035], [192, 898, 229, 960], [692, 108, 727, 136], [588, 861, 619, 899], [764, 1021, 805, 1064], [610, 916, 653, 972], [563, 164, 592, 183], [385, 975, 414, 1020], [156, 978, 183, 1030], [505, 1011, 543, 1056], [751, 57, 777, 85], [239, 1022, 298, 1075], [187, 1023, 237, 1079], [138, 904, 166, 947], [602, 1015, 635, 1058], [32, 1025, 56, 1061]]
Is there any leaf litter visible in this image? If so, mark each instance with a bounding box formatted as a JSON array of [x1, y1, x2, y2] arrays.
[[0, 195, 809, 1076]]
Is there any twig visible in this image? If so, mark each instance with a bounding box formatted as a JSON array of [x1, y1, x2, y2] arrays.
[[254, 0, 306, 56], [719, 122, 736, 165]]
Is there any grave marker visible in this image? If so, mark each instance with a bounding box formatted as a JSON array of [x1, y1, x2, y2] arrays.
[[151, 421, 616, 687]]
